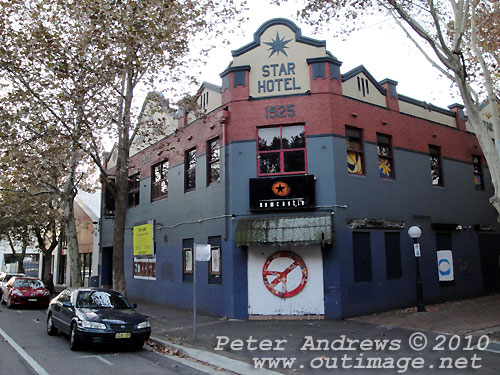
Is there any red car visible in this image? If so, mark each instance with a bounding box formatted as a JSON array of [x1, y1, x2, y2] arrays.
[[1, 276, 50, 309]]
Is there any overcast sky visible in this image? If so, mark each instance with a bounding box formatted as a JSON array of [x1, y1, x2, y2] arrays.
[[197, 1, 461, 109]]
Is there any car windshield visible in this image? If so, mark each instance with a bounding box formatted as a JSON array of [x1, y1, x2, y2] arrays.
[[76, 290, 131, 309], [13, 279, 44, 288]]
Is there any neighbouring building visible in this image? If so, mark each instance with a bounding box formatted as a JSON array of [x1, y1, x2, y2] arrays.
[[100, 18, 500, 319], [53, 191, 101, 288], [0, 241, 41, 277]]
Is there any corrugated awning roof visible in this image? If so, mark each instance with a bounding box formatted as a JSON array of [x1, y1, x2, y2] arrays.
[[235, 214, 333, 247]]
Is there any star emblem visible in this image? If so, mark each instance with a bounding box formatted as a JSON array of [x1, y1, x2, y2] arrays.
[[272, 181, 291, 197], [264, 32, 292, 58]]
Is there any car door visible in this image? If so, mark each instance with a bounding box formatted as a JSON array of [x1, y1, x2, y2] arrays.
[[51, 289, 73, 334]]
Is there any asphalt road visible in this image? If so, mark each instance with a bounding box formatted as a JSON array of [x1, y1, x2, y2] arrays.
[[0, 306, 219, 375]]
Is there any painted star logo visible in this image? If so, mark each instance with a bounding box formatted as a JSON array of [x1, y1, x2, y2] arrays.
[[272, 181, 291, 197], [264, 32, 292, 58]]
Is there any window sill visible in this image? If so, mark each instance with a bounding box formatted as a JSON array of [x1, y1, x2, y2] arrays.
[[151, 196, 168, 202]]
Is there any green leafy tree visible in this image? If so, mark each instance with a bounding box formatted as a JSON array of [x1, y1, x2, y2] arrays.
[[0, 0, 245, 294]]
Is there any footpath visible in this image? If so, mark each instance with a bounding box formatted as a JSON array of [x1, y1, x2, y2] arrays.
[[136, 293, 500, 374]]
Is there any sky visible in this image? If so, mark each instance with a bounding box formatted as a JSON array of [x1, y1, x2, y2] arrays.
[[193, 0, 462, 109]]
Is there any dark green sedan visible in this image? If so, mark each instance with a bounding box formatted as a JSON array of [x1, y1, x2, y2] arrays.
[[46, 287, 151, 351]]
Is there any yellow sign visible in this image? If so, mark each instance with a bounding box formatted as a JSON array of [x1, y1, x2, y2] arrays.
[[133, 222, 154, 256]]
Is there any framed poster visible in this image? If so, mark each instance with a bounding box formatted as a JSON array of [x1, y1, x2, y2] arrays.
[[210, 246, 221, 276], [183, 248, 193, 274]]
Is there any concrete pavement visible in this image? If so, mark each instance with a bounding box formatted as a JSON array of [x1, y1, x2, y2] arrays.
[[136, 293, 500, 374]]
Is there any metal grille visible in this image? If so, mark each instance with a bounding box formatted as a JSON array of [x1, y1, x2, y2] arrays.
[[109, 324, 134, 331]]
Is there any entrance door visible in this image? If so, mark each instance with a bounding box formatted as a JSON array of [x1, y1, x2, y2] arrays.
[[248, 245, 324, 316], [101, 247, 113, 288]]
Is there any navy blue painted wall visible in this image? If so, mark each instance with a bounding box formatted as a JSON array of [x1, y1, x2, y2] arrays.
[[332, 136, 498, 317], [111, 150, 249, 317], [101, 130, 498, 319]]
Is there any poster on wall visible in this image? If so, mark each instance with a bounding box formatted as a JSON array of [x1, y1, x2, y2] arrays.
[[436, 250, 454, 281], [133, 220, 154, 257], [133, 257, 156, 280]]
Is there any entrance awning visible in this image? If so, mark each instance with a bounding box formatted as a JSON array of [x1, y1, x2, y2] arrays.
[[235, 214, 333, 247]]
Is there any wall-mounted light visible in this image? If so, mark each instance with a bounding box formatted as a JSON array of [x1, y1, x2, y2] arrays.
[[352, 113, 358, 118]]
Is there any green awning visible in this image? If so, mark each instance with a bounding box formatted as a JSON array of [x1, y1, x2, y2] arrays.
[[235, 214, 333, 247]]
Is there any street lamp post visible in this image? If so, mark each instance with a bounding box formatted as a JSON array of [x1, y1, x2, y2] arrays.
[[408, 226, 426, 312]]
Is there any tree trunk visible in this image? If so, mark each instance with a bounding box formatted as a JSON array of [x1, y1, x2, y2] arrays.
[[61, 165, 82, 287], [64, 204, 82, 287], [112, 178, 127, 294], [35, 227, 58, 294], [42, 250, 54, 294], [17, 235, 29, 274], [111, 69, 133, 296]]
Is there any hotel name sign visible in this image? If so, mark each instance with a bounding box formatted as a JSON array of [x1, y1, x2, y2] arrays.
[[258, 62, 301, 95], [250, 28, 310, 98]]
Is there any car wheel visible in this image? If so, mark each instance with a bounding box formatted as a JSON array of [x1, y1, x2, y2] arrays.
[[70, 323, 80, 351], [47, 314, 58, 336], [6, 296, 13, 309]]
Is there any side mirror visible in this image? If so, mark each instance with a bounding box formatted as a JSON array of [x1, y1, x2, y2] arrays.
[[131, 303, 137, 308], [62, 302, 72, 308]]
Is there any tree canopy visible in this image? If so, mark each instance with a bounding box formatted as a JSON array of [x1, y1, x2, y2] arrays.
[[1, 0, 246, 292]]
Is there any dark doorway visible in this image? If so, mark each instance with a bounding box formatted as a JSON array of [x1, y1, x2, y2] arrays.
[[478, 234, 500, 293], [101, 247, 113, 288]]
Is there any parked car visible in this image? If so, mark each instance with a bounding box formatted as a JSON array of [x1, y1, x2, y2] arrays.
[[0, 272, 25, 296], [1, 276, 50, 309], [46, 287, 151, 351]]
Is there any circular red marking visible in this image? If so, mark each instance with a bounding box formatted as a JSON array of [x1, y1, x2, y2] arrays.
[[262, 251, 308, 298]]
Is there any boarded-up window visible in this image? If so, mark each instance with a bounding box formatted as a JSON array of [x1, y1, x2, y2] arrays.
[[353, 232, 372, 283], [385, 233, 402, 279]]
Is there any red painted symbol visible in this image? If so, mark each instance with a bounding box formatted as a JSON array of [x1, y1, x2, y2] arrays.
[[262, 251, 308, 298]]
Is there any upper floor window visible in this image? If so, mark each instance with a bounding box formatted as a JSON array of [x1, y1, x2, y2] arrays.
[[103, 178, 115, 218], [429, 145, 443, 186], [152, 160, 168, 200], [207, 137, 220, 185], [472, 155, 484, 190], [184, 148, 196, 191], [377, 133, 394, 179], [128, 173, 140, 208], [257, 125, 306, 176], [346, 127, 364, 175]]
